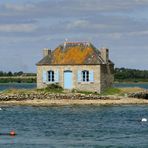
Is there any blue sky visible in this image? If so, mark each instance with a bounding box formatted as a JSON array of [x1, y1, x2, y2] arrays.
[[0, 0, 148, 72]]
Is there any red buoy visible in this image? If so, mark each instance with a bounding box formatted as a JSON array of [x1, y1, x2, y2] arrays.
[[10, 131, 16, 136]]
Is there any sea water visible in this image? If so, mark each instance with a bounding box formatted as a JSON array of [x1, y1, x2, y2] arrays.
[[0, 105, 148, 147], [0, 83, 36, 91], [0, 83, 148, 91], [114, 83, 148, 89]]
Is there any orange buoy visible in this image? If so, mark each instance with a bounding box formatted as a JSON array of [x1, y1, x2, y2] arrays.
[[10, 131, 16, 136]]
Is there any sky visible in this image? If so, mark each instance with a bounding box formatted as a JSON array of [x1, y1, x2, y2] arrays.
[[0, 0, 148, 72]]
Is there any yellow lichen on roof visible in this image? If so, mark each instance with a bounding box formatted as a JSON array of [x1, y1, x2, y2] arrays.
[[52, 47, 64, 64], [52, 46, 93, 64]]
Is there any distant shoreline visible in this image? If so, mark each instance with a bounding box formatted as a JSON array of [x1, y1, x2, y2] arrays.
[[114, 81, 148, 84], [0, 76, 36, 83]]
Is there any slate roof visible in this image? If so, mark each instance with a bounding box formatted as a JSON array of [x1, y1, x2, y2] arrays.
[[37, 42, 113, 65]]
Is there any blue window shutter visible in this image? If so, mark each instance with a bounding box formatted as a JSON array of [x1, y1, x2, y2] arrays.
[[42, 70, 47, 83], [89, 70, 94, 82], [78, 70, 81, 82], [55, 70, 59, 82]]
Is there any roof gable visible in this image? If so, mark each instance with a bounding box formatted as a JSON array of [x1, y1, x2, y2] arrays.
[[37, 55, 51, 65]]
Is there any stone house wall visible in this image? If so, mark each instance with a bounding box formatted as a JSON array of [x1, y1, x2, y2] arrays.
[[100, 64, 114, 91], [37, 65, 102, 93], [37, 64, 113, 93]]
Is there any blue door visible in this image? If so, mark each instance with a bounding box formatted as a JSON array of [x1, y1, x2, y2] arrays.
[[64, 71, 73, 89]]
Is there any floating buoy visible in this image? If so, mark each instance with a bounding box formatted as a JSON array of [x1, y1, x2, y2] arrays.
[[9, 131, 16, 136], [0, 131, 16, 136], [141, 118, 147, 122]]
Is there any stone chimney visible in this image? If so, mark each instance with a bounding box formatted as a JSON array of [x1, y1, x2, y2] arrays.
[[43, 48, 51, 57], [100, 48, 109, 63]]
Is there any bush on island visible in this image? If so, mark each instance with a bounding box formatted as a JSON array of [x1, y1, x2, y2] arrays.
[[46, 84, 63, 91]]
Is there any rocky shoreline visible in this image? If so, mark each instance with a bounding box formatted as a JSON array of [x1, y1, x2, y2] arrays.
[[0, 93, 123, 101], [0, 89, 147, 106], [128, 90, 148, 99], [0, 90, 148, 101]]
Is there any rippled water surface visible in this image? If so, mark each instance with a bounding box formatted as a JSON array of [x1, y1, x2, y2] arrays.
[[114, 83, 148, 89], [0, 83, 36, 91], [0, 105, 148, 147]]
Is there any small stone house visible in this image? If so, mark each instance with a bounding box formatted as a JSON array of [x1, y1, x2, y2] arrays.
[[36, 42, 114, 93]]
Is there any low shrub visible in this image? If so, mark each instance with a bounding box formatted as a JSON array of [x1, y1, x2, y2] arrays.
[[72, 89, 99, 95], [45, 84, 63, 93]]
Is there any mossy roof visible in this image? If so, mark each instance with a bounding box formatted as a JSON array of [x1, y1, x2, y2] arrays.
[[37, 42, 113, 65]]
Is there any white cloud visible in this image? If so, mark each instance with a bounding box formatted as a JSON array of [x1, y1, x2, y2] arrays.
[[4, 3, 36, 11], [67, 20, 89, 28], [0, 0, 148, 19], [67, 20, 109, 30], [0, 24, 37, 32], [55, 0, 148, 12], [0, 35, 48, 44], [127, 30, 148, 36]]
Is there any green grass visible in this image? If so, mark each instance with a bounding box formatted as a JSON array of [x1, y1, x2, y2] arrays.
[[1, 85, 122, 96], [1, 88, 35, 95], [72, 87, 122, 96], [101, 87, 121, 95], [36, 88, 64, 94], [1, 84, 64, 95], [36, 84, 64, 94], [73, 90, 99, 95]]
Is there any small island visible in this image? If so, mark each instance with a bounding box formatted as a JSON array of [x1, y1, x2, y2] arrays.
[[0, 84, 147, 106]]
